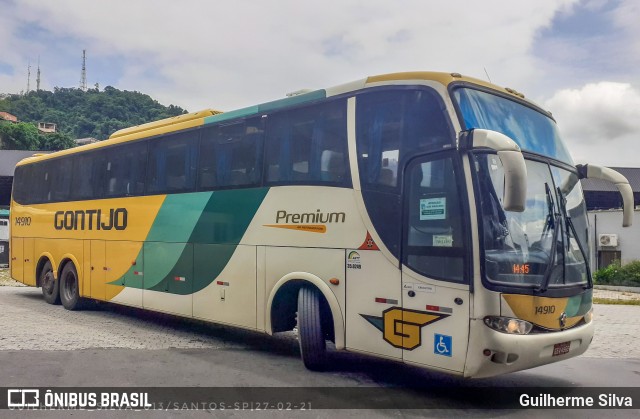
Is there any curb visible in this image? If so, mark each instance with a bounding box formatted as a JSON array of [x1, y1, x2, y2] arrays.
[[594, 285, 640, 294]]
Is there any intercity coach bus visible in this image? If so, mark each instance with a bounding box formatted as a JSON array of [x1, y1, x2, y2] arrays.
[[10, 72, 633, 378]]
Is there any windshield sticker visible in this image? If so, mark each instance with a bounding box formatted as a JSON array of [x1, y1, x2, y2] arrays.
[[433, 235, 453, 247], [420, 198, 446, 220]]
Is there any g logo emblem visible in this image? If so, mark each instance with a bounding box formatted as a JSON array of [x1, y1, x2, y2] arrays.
[[361, 307, 449, 350]]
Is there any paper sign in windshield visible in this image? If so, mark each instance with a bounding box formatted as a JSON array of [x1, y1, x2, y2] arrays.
[[433, 235, 453, 247], [420, 198, 446, 220]]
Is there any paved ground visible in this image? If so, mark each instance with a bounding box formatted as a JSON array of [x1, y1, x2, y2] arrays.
[[0, 284, 638, 359]]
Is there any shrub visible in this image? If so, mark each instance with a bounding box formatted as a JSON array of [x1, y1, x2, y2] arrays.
[[593, 260, 640, 287]]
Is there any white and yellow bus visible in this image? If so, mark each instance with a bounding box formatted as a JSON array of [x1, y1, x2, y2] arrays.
[[10, 72, 633, 378]]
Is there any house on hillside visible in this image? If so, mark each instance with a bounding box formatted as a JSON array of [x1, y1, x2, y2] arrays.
[[0, 112, 18, 124], [37, 122, 57, 133]]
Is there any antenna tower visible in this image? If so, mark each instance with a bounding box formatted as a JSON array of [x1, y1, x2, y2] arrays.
[[80, 49, 87, 91], [27, 61, 31, 93], [36, 57, 41, 91]]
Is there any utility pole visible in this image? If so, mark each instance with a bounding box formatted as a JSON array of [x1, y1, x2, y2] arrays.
[[80, 49, 87, 92]]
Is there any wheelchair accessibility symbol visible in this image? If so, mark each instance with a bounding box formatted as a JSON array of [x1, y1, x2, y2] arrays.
[[434, 334, 452, 357]]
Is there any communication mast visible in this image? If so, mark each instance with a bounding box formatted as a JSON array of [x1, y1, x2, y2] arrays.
[[80, 49, 87, 91], [36, 57, 41, 91], [26, 61, 31, 93]]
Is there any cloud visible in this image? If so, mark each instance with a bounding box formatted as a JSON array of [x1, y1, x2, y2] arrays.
[[545, 81, 640, 166], [2, 0, 580, 110]]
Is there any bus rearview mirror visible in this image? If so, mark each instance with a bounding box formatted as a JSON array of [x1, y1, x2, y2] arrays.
[[461, 129, 527, 212]]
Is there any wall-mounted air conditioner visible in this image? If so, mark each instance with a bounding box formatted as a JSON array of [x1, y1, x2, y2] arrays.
[[599, 234, 618, 247]]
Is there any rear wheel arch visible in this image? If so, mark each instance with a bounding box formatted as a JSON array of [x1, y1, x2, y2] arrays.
[[266, 272, 344, 350], [35, 255, 54, 287]]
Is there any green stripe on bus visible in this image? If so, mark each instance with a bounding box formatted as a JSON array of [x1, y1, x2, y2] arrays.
[[565, 289, 592, 317], [204, 106, 260, 125], [146, 192, 213, 243], [109, 188, 269, 294], [257, 90, 326, 113]]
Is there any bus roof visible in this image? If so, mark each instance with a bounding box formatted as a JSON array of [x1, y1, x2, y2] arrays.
[[109, 109, 223, 139], [14, 71, 542, 167]]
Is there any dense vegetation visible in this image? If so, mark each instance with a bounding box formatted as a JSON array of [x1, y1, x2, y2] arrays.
[[0, 122, 76, 150], [593, 260, 640, 287], [0, 86, 187, 150]]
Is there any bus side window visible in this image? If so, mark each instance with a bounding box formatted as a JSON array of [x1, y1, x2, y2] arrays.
[[147, 131, 199, 194], [70, 152, 106, 201], [49, 157, 72, 202], [265, 99, 348, 186], [104, 142, 147, 197], [199, 117, 263, 190]]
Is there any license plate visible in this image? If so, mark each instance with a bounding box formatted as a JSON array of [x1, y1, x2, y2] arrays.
[[552, 341, 571, 356]]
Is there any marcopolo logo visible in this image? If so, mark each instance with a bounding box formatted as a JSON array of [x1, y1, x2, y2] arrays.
[[264, 209, 346, 234], [54, 208, 128, 231]]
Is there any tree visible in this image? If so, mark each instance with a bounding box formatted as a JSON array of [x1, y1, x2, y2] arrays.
[[0, 122, 76, 151], [0, 122, 41, 150], [0, 86, 188, 141]]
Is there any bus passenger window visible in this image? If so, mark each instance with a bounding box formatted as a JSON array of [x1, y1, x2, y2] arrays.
[[104, 142, 147, 197], [264, 99, 348, 186], [198, 117, 263, 190], [147, 131, 199, 194]]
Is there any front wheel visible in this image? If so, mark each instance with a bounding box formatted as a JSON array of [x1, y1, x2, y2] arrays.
[[59, 263, 84, 310], [40, 261, 60, 305], [297, 286, 328, 371]]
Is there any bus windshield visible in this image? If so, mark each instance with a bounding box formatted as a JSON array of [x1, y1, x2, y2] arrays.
[[473, 155, 589, 289], [454, 87, 573, 164]]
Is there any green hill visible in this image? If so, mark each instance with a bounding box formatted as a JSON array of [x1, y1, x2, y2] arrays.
[[0, 86, 187, 150]]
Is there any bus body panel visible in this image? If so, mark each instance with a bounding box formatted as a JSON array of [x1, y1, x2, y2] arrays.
[[10, 236, 23, 283], [401, 268, 470, 373], [345, 248, 402, 360], [192, 244, 257, 329]]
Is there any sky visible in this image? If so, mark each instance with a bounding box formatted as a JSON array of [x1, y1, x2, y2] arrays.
[[0, 0, 638, 166]]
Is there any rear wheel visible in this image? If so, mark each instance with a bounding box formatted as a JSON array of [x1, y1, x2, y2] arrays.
[[59, 263, 84, 310], [297, 286, 328, 371], [40, 261, 60, 305]]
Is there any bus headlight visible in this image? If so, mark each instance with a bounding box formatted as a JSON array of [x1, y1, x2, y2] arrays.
[[483, 316, 533, 335], [583, 308, 593, 324]]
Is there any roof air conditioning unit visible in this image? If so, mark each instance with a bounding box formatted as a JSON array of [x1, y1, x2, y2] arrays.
[[599, 234, 618, 247]]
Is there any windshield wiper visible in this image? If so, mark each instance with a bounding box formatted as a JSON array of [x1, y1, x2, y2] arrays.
[[556, 187, 593, 289], [537, 183, 560, 293]]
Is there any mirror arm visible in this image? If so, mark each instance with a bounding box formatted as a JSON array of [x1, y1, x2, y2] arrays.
[[577, 164, 633, 227]]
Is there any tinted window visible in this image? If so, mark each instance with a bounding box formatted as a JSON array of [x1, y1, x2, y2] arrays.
[[49, 157, 72, 202], [404, 155, 467, 282], [147, 131, 199, 194], [104, 142, 147, 197], [356, 88, 454, 258], [356, 88, 453, 190], [11, 165, 28, 204], [265, 99, 349, 185], [32, 161, 52, 203], [70, 152, 105, 201], [198, 117, 263, 189], [454, 87, 573, 164]]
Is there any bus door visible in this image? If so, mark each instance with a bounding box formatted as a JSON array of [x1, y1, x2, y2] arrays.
[[400, 153, 470, 373]]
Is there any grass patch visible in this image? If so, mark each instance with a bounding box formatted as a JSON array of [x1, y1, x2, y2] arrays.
[[593, 297, 640, 306]]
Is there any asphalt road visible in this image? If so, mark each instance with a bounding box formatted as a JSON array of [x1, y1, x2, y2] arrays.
[[0, 286, 638, 418]]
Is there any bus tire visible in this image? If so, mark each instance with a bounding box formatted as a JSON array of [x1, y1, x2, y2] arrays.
[[297, 286, 327, 371], [59, 263, 84, 311], [40, 261, 60, 305]]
